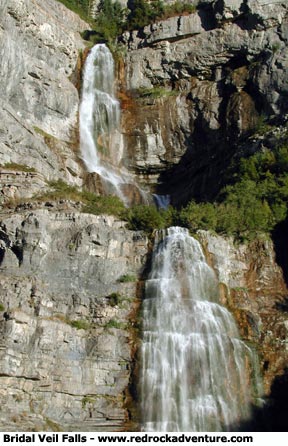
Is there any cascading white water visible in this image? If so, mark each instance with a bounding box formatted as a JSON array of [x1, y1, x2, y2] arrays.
[[80, 44, 137, 203], [140, 227, 258, 432], [153, 194, 170, 210]]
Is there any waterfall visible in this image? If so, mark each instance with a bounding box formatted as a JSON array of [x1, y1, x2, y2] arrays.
[[80, 44, 142, 204], [140, 227, 259, 432], [153, 194, 170, 210]]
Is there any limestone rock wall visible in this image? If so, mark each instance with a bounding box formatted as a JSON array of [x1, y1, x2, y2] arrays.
[[0, 209, 148, 431], [120, 0, 288, 202], [0, 206, 287, 430], [198, 231, 288, 399], [1, 0, 288, 432], [0, 0, 89, 203]]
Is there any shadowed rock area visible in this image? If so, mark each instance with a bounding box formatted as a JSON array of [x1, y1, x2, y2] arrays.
[[120, 0, 288, 204]]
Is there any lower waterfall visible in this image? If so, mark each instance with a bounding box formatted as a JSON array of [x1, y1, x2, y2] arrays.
[[140, 227, 258, 432]]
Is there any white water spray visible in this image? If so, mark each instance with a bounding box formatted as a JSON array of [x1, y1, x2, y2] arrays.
[[140, 227, 259, 431], [80, 44, 141, 203], [153, 194, 170, 210]]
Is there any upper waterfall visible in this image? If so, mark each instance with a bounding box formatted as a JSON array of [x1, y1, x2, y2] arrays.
[[140, 227, 261, 432], [79, 44, 147, 205]]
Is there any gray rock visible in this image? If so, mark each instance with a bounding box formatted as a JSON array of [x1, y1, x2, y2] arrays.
[[197, 230, 288, 393], [121, 3, 288, 195], [0, 209, 148, 431], [0, 0, 88, 194]]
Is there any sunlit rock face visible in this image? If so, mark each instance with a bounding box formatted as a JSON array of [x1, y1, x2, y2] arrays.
[[0, 209, 148, 431], [0, 0, 88, 202], [0, 0, 288, 433], [197, 230, 288, 422]]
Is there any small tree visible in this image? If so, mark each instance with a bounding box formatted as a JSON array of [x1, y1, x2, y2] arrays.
[[94, 0, 125, 42], [127, 0, 164, 30]]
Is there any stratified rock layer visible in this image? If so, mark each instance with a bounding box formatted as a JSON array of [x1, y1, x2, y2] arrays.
[[198, 230, 288, 420], [120, 0, 288, 203], [0, 0, 88, 203], [0, 0, 288, 432], [0, 209, 148, 431]]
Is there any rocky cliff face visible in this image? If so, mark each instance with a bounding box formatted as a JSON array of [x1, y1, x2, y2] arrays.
[[1, 205, 287, 430], [199, 232, 288, 392], [1, 0, 288, 433], [0, 0, 88, 203], [0, 208, 148, 431], [120, 0, 288, 203], [199, 230, 288, 430]]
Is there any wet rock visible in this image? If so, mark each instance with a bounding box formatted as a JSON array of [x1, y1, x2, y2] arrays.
[[198, 231, 288, 395]]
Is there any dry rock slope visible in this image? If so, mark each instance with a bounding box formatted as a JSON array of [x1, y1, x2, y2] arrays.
[[0, 0, 88, 203]]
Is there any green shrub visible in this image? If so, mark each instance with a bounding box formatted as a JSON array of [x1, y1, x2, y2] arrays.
[[31, 180, 126, 218], [161, 1, 197, 19], [126, 0, 196, 30], [125, 204, 174, 233], [0, 304, 5, 312], [118, 274, 137, 283], [1, 163, 36, 173], [253, 115, 273, 136], [107, 292, 122, 306], [178, 143, 288, 239], [105, 319, 127, 329], [56, 0, 91, 21], [92, 0, 126, 44], [33, 180, 82, 203], [82, 193, 126, 217], [70, 319, 91, 330], [178, 201, 218, 232], [82, 396, 96, 408]]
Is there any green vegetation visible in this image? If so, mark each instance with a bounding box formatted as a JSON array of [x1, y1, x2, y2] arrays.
[[32, 180, 126, 217], [232, 287, 249, 292], [126, 0, 164, 30], [55, 0, 92, 21], [120, 136, 288, 241], [32, 180, 82, 203], [125, 204, 174, 233], [178, 142, 288, 240], [0, 304, 5, 312], [34, 126, 60, 151], [271, 42, 281, 53], [88, 0, 126, 45], [126, 0, 196, 30], [44, 418, 62, 432], [106, 293, 134, 308], [253, 115, 274, 136], [118, 274, 137, 283], [161, 1, 196, 18], [57, 0, 198, 47], [82, 396, 96, 408], [82, 192, 126, 217], [52, 314, 91, 330], [107, 292, 122, 306], [4, 133, 287, 241], [34, 126, 54, 139], [104, 319, 127, 329], [1, 163, 36, 173], [70, 319, 91, 330]]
